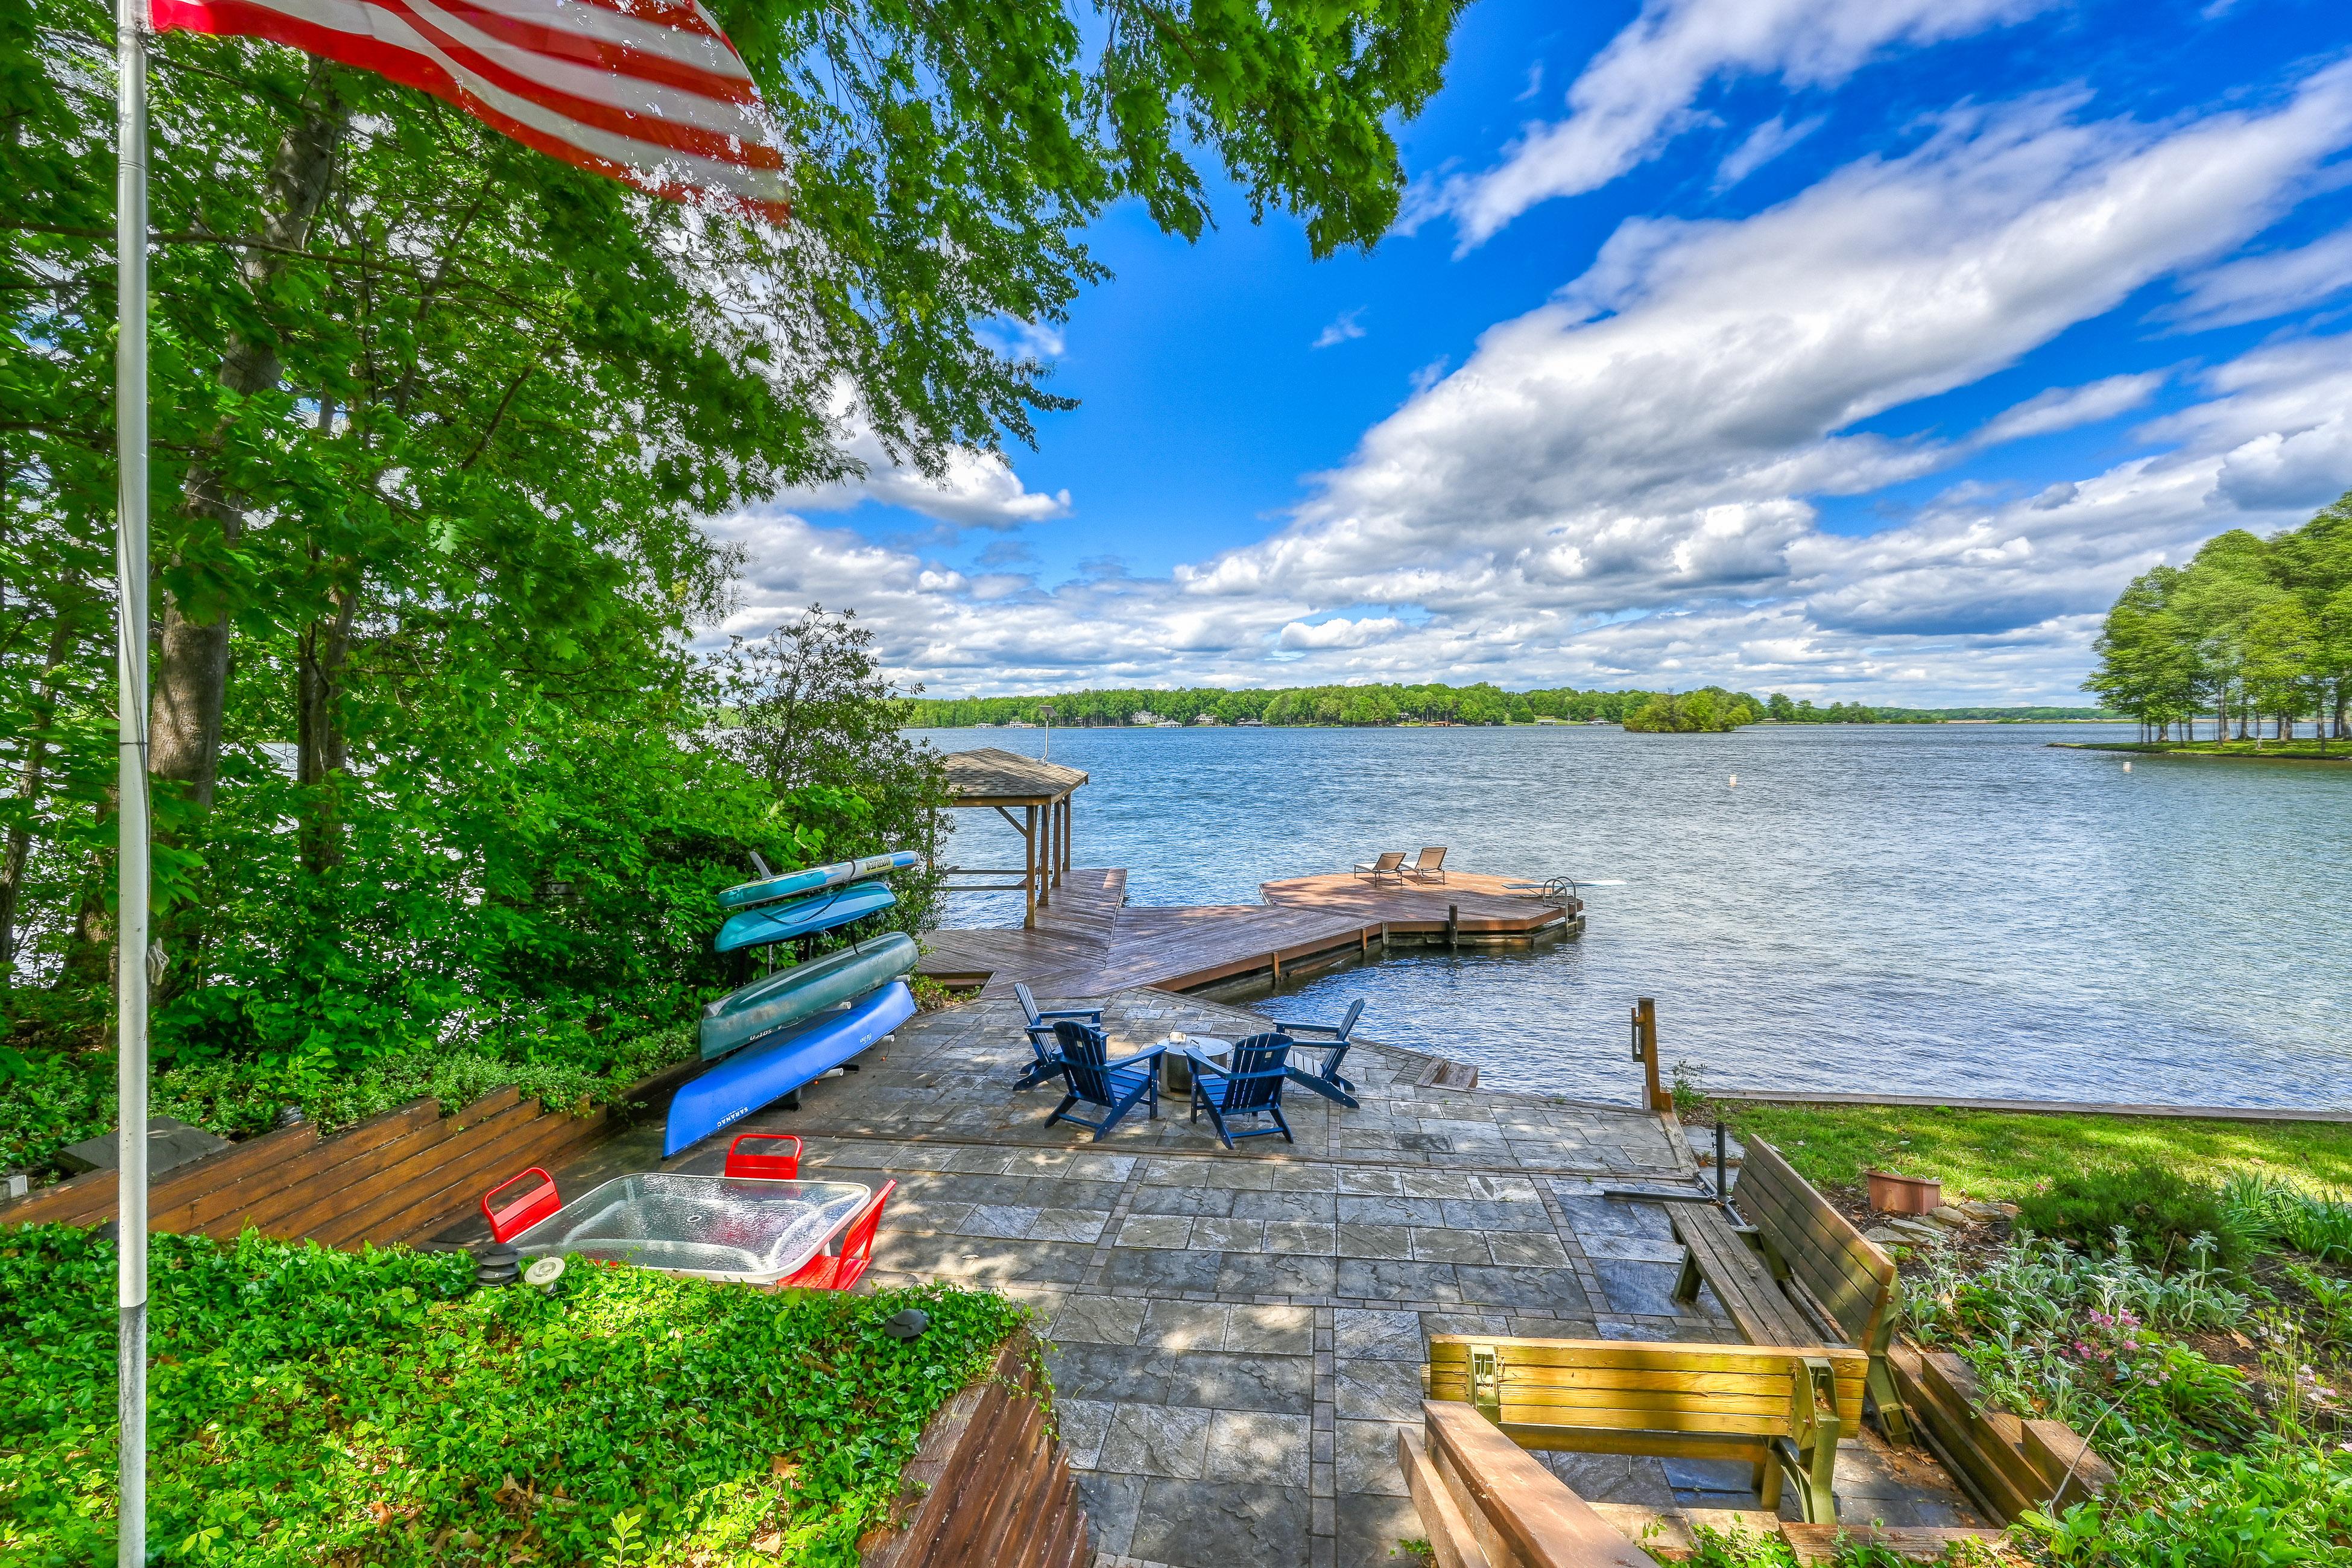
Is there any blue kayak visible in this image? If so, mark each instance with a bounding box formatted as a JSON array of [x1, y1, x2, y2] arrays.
[[701, 933, 918, 1060], [715, 881, 896, 954], [663, 981, 917, 1157], [717, 850, 923, 912]]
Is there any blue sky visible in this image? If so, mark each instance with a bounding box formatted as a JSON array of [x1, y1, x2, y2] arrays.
[[713, 0, 2352, 703]]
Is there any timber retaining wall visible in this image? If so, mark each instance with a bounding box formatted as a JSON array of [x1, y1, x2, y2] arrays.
[[858, 1331, 1089, 1568], [0, 1059, 698, 1247]]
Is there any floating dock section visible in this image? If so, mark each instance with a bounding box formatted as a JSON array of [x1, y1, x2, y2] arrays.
[[916, 867, 1581, 1000]]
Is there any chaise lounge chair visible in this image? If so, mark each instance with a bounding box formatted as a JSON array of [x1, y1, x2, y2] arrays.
[[1014, 982, 1102, 1090], [1045, 1021, 1165, 1141], [1352, 850, 1406, 886], [1402, 846, 1447, 884], [1270, 998, 1363, 1108], [1187, 1033, 1295, 1149]]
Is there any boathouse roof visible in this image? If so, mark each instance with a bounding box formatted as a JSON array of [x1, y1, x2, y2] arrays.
[[940, 747, 1089, 805]]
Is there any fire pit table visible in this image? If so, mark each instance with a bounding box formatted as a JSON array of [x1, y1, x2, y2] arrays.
[[502, 1172, 872, 1287]]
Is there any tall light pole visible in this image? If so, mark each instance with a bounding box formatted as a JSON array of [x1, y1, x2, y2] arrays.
[[1038, 704, 1054, 763]]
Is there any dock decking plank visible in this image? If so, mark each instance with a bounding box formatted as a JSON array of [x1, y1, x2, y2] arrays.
[[917, 865, 1578, 999]]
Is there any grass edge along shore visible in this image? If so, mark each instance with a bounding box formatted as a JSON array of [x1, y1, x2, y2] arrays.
[[2055, 739, 2351, 762]]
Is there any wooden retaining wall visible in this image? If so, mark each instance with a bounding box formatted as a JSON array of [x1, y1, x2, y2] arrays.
[[0, 1060, 697, 1247], [1888, 1343, 2114, 1523], [859, 1332, 1088, 1568]]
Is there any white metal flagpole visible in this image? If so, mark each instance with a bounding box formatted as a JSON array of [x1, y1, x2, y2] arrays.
[[114, 0, 151, 1557]]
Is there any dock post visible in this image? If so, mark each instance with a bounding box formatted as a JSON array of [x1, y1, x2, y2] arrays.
[[1631, 997, 1666, 1112], [1447, 903, 1459, 949], [1023, 805, 1038, 926]]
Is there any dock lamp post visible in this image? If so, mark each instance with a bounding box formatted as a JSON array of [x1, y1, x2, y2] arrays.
[[1038, 704, 1054, 763]]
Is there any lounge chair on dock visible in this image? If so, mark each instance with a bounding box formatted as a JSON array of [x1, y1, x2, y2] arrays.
[[1187, 1033, 1295, 1149], [1271, 998, 1363, 1108], [1352, 850, 1406, 886], [1402, 846, 1447, 884], [1014, 982, 1102, 1091], [1045, 1021, 1164, 1141]]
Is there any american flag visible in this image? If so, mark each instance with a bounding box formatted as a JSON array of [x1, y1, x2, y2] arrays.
[[153, 0, 793, 221]]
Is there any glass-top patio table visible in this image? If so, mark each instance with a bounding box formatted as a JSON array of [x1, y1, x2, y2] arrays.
[[504, 1172, 871, 1286]]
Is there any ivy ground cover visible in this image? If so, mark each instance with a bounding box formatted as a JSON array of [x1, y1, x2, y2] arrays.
[[0, 1227, 1029, 1566]]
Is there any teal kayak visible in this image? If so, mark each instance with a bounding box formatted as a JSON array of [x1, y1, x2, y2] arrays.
[[717, 850, 922, 912], [700, 932, 918, 1061], [715, 880, 896, 954]]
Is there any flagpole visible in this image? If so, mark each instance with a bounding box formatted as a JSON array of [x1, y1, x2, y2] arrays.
[[115, 0, 151, 1557]]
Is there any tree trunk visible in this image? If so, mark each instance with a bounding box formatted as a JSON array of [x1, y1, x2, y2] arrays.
[[56, 798, 115, 993], [149, 60, 350, 808], [0, 616, 80, 987], [296, 588, 358, 874]]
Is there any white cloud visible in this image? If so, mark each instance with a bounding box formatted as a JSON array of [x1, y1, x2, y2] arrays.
[[1436, 0, 2055, 245], [1973, 373, 2166, 446], [1713, 113, 1827, 191], [2163, 228, 2352, 329], [1212, 69, 2352, 619], [771, 387, 1070, 530], [1312, 308, 1368, 349], [709, 69, 2352, 704], [1278, 616, 1407, 650]]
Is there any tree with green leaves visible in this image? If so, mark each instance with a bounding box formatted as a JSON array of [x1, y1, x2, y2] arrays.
[[2082, 493, 2352, 746], [2, 0, 1472, 1164]]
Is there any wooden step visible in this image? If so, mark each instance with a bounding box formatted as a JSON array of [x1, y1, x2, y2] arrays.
[[1779, 1524, 2008, 1564]]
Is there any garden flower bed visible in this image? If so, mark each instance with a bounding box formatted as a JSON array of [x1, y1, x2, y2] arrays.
[[0, 1227, 1044, 1566], [1695, 1102, 2352, 1568]]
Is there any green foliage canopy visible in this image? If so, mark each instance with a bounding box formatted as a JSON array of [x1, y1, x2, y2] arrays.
[[0, 0, 1468, 1151], [2086, 494, 2352, 741]]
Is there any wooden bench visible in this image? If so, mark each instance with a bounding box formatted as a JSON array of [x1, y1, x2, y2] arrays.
[[1426, 1335, 1868, 1523], [1669, 1137, 1909, 1443], [1400, 1399, 1662, 1568]]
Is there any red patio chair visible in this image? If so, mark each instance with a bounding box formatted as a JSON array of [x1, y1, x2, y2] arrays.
[[481, 1166, 559, 1244], [783, 1179, 896, 1292], [725, 1131, 803, 1179]]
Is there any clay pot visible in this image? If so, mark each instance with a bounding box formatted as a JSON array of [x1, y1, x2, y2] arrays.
[[1866, 1170, 1943, 1215]]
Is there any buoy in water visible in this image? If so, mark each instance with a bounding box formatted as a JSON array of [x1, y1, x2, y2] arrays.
[[2123, 761, 2132, 773], [1728, 775, 1738, 787]]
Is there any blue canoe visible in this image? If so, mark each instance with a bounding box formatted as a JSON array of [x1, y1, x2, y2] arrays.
[[701, 932, 918, 1061], [716, 850, 923, 912], [663, 980, 917, 1157], [715, 880, 896, 954]]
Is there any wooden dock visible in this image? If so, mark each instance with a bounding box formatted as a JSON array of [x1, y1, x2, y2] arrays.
[[917, 867, 1581, 1001]]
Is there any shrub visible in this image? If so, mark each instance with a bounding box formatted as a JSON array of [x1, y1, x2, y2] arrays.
[[0, 1225, 1029, 1566], [2218, 1173, 2352, 1265], [2015, 1164, 2249, 1272]]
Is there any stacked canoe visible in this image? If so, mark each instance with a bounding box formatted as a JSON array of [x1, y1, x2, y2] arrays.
[[664, 851, 924, 1156]]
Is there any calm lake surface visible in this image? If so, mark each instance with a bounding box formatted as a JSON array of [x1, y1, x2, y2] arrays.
[[910, 724, 2352, 1110]]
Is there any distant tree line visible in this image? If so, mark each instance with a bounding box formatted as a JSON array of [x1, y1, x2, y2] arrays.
[[902, 683, 2116, 729], [2086, 493, 2352, 742]]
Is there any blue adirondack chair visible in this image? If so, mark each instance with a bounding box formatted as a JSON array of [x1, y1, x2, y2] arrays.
[[1187, 1033, 1295, 1149], [1271, 999, 1364, 1108], [1014, 982, 1103, 1091], [1045, 1021, 1163, 1140]]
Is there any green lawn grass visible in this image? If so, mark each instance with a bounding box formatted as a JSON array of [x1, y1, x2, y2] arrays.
[[1711, 1101, 2352, 1201], [2057, 739, 2348, 760]]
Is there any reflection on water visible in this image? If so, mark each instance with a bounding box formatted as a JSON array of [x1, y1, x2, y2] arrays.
[[916, 724, 2352, 1108]]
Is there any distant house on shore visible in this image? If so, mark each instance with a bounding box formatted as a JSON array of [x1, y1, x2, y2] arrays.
[[1193, 713, 1222, 725], [1131, 710, 1163, 726]]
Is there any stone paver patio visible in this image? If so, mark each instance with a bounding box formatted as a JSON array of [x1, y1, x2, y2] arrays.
[[539, 988, 1981, 1568]]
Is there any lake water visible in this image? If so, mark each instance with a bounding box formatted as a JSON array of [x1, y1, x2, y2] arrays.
[[911, 724, 2352, 1110]]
